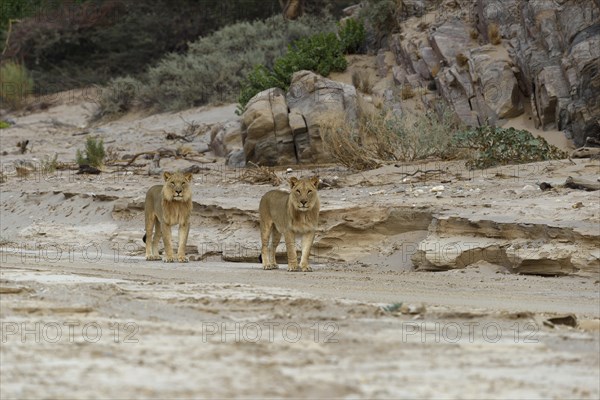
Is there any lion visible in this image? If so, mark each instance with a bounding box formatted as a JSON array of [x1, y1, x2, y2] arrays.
[[259, 176, 320, 272], [143, 171, 193, 263]]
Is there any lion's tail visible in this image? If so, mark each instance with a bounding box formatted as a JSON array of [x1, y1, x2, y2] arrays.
[[142, 233, 147, 243]]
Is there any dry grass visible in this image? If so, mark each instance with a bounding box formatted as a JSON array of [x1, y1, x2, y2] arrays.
[[470, 28, 479, 40], [488, 23, 501, 45], [430, 64, 440, 78], [351, 69, 373, 94], [319, 104, 462, 170], [456, 52, 469, 67], [240, 162, 281, 186], [319, 113, 382, 171], [400, 84, 415, 100]]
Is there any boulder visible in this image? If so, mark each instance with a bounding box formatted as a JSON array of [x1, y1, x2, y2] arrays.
[[430, 19, 472, 66], [286, 70, 358, 163], [241, 88, 295, 166], [469, 45, 524, 119], [210, 119, 243, 158]]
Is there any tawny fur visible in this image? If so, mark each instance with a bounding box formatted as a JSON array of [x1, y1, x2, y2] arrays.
[[259, 176, 320, 272], [144, 171, 193, 263]]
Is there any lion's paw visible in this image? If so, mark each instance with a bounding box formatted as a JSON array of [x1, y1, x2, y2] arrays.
[[263, 264, 279, 270], [146, 255, 161, 261], [163, 256, 175, 263], [177, 256, 189, 263], [288, 264, 300, 272], [301, 264, 313, 272]]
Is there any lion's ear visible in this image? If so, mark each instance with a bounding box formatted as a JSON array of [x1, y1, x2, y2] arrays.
[[163, 171, 172, 181], [310, 175, 320, 188], [289, 176, 298, 188], [184, 172, 193, 182]]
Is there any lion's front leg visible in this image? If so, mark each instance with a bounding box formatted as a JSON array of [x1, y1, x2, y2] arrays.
[[284, 231, 299, 272], [161, 224, 175, 263], [299, 231, 315, 272], [177, 222, 190, 263]]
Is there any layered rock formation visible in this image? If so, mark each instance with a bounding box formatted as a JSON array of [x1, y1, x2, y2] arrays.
[[240, 71, 357, 165], [224, 0, 599, 167], [389, 0, 599, 146]]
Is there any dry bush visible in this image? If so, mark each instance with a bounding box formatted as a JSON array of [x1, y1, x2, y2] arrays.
[[400, 84, 415, 100], [319, 113, 382, 170], [488, 23, 501, 45], [320, 103, 463, 170], [470, 28, 479, 40], [456, 53, 469, 67], [351, 69, 373, 94], [240, 162, 281, 186], [430, 64, 440, 77]]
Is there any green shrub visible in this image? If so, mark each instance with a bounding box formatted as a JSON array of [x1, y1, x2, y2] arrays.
[[96, 15, 335, 116], [0, 62, 33, 109], [76, 137, 106, 167], [3, 0, 285, 93], [338, 18, 365, 54], [95, 76, 140, 118], [0, 121, 11, 129], [41, 154, 59, 174], [237, 30, 347, 113], [452, 126, 568, 169]]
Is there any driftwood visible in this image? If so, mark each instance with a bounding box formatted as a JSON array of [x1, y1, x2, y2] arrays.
[[564, 176, 600, 191], [17, 140, 29, 154], [239, 162, 281, 186], [571, 147, 600, 158]]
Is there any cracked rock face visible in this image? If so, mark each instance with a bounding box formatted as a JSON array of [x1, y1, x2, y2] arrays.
[[387, 0, 599, 145], [240, 71, 358, 166], [412, 216, 599, 276]]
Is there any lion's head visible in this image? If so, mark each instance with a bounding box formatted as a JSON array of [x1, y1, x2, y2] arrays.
[[289, 176, 319, 212], [162, 171, 193, 202]]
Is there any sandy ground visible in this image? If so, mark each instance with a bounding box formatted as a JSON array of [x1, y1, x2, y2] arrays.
[[1, 93, 599, 399]]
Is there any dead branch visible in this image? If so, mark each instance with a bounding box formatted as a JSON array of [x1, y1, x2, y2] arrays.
[[239, 162, 281, 186], [395, 168, 446, 177], [564, 176, 600, 191]]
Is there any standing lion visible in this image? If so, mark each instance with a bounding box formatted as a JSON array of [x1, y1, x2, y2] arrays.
[[259, 176, 320, 272], [143, 171, 193, 263]]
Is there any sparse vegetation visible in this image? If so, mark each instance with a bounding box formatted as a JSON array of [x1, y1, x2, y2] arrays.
[[452, 126, 568, 169], [0, 121, 11, 129], [41, 154, 59, 174], [470, 28, 479, 40], [352, 70, 373, 94], [338, 18, 365, 54], [430, 64, 441, 77], [0, 62, 33, 109], [400, 84, 415, 100], [456, 53, 469, 67], [488, 23, 502, 45], [96, 16, 336, 117], [76, 137, 106, 168], [321, 104, 461, 170]]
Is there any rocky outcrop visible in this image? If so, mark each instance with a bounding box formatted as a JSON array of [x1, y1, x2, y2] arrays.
[[387, 0, 599, 146], [241, 71, 358, 165], [412, 216, 599, 276]]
